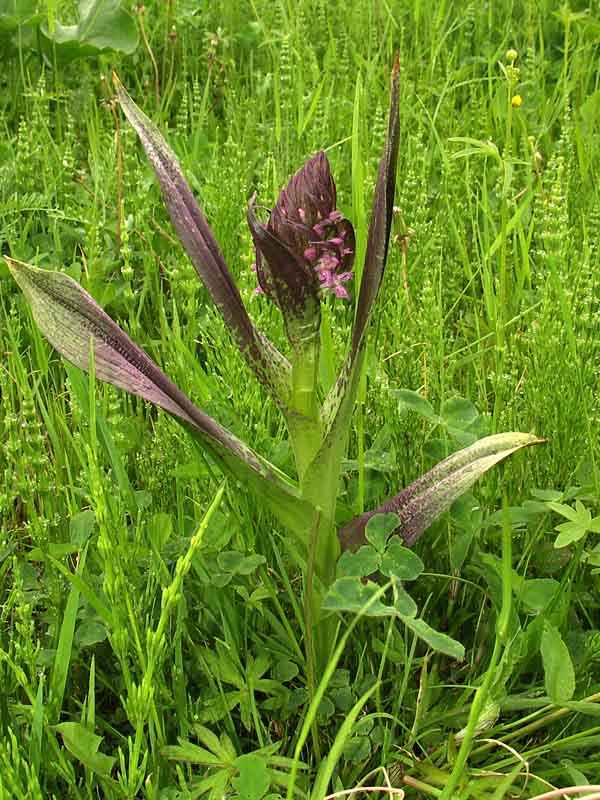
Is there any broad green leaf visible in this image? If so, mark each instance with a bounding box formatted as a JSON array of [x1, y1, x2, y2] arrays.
[[381, 540, 424, 581], [337, 545, 380, 577], [75, 621, 107, 648], [343, 736, 371, 763], [365, 512, 399, 553], [540, 622, 575, 703], [518, 578, 559, 614], [549, 500, 599, 548], [232, 754, 270, 800], [323, 577, 398, 617], [193, 724, 236, 761], [554, 522, 589, 548], [323, 576, 416, 619], [273, 660, 299, 683], [0, 0, 41, 31], [548, 501, 588, 523], [311, 683, 379, 798], [440, 396, 480, 429], [317, 696, 336, 719], [339, 432, 544, 551], [70, 510, 96, 546], [401, 617, 465, 660], [55, 722, 116, 778], [395, 389, 439, 422], [217, 551, 267, 575], [161, 740, 224, 766], [26, 543, 79, 561], [41, 0, 138, 58]]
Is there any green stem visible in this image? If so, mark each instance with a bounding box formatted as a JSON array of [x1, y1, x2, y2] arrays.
[[304, 508, 322, 761], [289, 335, 322, 481]]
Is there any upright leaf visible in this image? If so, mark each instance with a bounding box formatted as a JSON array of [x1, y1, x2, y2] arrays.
[[339, 433, 544, 551], [114, 76, 290, 406], [540, 621, 575, 703], [302, 58, 401, 508]]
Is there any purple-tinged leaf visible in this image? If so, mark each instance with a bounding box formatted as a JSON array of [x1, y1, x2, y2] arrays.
[[6, 258, 313, 539], [302, 60, 400, 505], [6, 258, 254, 462], [339, 433, 544, 552], [323, 58, 400, 434], [351, 53, 400, 358], [113, 75, 290, 404]]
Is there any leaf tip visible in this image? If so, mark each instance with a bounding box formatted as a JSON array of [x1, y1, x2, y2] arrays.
[[4, 255, 25, 283]]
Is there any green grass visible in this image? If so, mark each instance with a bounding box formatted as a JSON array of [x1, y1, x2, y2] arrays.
[[2, 0, 600, 797]]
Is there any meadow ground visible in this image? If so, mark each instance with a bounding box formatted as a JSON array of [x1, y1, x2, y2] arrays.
[[2, 1, 600, 797]]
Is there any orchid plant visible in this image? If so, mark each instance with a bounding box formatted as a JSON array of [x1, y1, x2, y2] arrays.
[[6, 62, 541, 669]]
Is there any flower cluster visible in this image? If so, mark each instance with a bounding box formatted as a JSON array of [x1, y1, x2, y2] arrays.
[[303, 208, 355, 299], [249, 151, 355, 303]]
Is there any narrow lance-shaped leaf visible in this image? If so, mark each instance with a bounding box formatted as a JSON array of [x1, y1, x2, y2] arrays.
[[351, 53, 401, 358], [113, 75, 291, 405], [322, 55, 401, 432], [339, 433, 545, 551], [6, 258, 313, 540], [302, 59, 401, 504], [6, 258, 257, 462]]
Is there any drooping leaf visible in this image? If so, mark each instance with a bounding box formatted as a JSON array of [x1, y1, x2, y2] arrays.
[[6, 259, 256, 462], [339, 432, 544, 551], [114, 76, 290, 406], [540, 621, 575, 703], [41, 0, 138, 59], [6, 258, 312, 544], [0, 0, 40, 31]]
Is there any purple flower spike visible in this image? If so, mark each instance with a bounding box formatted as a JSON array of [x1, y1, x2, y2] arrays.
[[248, 151, 357, 340]]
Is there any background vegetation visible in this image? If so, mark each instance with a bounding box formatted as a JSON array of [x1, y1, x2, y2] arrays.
[[2, 0, 600, 797]]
